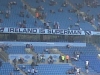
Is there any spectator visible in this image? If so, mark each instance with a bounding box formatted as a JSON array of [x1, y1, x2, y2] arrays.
[[79, 28, 82, 30], [75, 21, 80, 26], [36, 0, 39, 3], [5, 10, 10, 18], [16, 67, 20, 71], [54, 22, 60, 29], [61, 55, 65, 62], [8, 2, 11, 9], [66, 55, 69, 63], [30, 44, 34, 51], [13, 58, 17, 65], [17, 22, 21, 26], [58, 8, 63, 12], [67, 67, 76, 74], [46, 23, 51, 29], [62, 1, 68, 7], [71, 56, 78, 61], [19, 10, 24, 17], [59, 55, 62, 62], [27, 69, 31, 73], [67, 70, 75, 74], [98, 21, 100, 26], [10, 72, 13, 75], [68, 9, 77, 13], [85, 62, 89, 74], [40, 54, 45, 63], [0, 18, 3, 23], [13, 1, 17, 5], [32, 55, 35, 61], [74, 51, 77, 57], [23, 4, 27, 9], [36, 6, 44, 11], [0, 60, 2, 67], [34, 20, 37, 26], [44, 48, 49, 52], [85, 60, 89, 69], [14, 65, 20, 71], [48, 56, 54, 64], [41, 12, 47, 19], [36, 54, 40, 63], [68, 27, 70, 30], [26, 44, 30, 48], [31, 68, 35, 75], [50, 9, 55, 13], [22, 65, 26, 69], [18, 57, 24, 64], [26, 14, 29, 18], [31, 61, 35, 67], [76, 68, 81, 75], [49, 0, 57, 6], [36, 12, 39, 18], [97, 14, 100, 19], [23, 19, 26, 24], [66, 44, 71, 48], [76, 54, 80, 60], [0, 11, 4, 14], [41, 0, 45, 2], [19, 23, 26, 28]]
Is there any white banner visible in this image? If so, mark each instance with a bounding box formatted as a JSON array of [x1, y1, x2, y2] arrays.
[[0, 27, 89, 35]]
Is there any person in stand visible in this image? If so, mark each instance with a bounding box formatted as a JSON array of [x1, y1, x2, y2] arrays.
[[5, 10, 10, 18], [50, 9, 55, 13], [34, 19, 37, 26], [31, 61, 36, 67], [48, 56, 54, 64], [19, 10, 24, 17], [10, 72, 13, 75], [30, 44, 34, 51], [26, 14, 29, 18], [59, 55, 62, 62], [13, 58, 17, 65], [61, 55, 65, 62], [76, 68, 81, 75], [85, 60, 89, 73], [18, 57, 24, 64], [66, 55, 69, 63], [23, 4, 27, 9], [67, 44, 71, 48], [31, 67, 36, 75], [76, 54, 80, 60], [36, 12, 39, 19], [36, 53, 40, 64], [32, 67, 38, 75], [40, 54, 45, 63], [23, 19, 26, 24], [0, 60, 2, 67], [0, 18, 3, 25], [58, 8, 63, 12], [67, 66, 76, 74]]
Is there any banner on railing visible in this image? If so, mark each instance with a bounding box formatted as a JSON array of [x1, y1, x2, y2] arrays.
[[0, 27, 94, 35], [9, 54, 33, 64]]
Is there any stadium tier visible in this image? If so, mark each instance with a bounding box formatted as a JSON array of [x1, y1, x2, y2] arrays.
[[0, 0, 100, 75], [0, 0, 99, 30]]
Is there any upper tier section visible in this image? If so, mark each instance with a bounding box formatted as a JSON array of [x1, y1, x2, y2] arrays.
[[0, 0, 97, 30]]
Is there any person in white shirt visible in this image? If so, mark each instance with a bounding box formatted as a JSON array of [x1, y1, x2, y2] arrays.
[[31, 68, 35, 75], [76, 68, 81, 75], [28, 69, 30, 73], [76, 54, 80, 60], [85, 60, 89, 73], [85, 60, 89, 67]]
